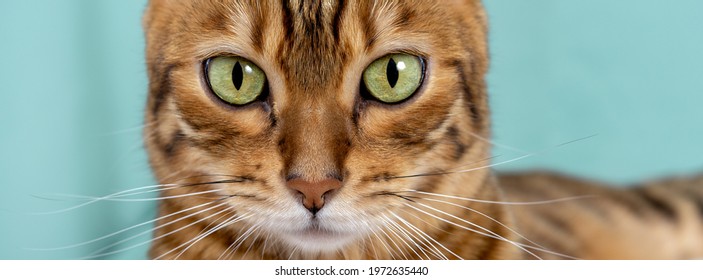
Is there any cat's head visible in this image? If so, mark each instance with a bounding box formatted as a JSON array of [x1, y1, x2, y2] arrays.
[[144, 0, 491, 257]]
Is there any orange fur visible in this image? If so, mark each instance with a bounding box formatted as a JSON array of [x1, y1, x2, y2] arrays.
[[143, 0, 703, 259]]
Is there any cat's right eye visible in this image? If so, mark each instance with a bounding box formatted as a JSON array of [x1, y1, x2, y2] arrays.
[[205, 56, 266, 105]]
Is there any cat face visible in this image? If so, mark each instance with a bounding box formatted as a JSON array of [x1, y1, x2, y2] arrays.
[[144, 0, 491, 257]]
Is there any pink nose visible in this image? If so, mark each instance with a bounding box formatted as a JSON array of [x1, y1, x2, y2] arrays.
[[287, 178, 342, 214]]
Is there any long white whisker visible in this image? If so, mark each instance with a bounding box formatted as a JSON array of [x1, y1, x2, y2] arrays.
[[410, 201, 578, 259], [83, 203, 233, 259], [387, 213, 444, 260], [390, 212, 449, 260], [396, 209, 463, 260], [287, 246, 298, 260], [36, 181, 224, 202], [170, 215, 240, 260], [417, 196, 549, 250], [404, 202, 542, 260], [29, 183, 179, 215], [27, 199, 227, 251], [381, 215, 425, 260], [454, 135, 597, 174], [467, 131, 532, 154], [363, 231, 380, 259], [393, 134, 597, 180], [390, 216, 438, 260], [406, 190, 596, 206], [377, 222, 408, 260], [168, 214, 249, 260], [369, 226, 394, 260], [43, 189, 226, 202], [218, 223, 261, 260], [100, 121, 155, 136], [261, 231, 272, 259], [241, 225, 264, 259]]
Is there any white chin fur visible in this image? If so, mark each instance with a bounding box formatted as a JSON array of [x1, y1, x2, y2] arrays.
[[261, 198, 369, 254], [279, 228, 358, 253]]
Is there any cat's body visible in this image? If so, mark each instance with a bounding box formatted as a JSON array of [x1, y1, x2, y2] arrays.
[[142, 0, 703, 259]]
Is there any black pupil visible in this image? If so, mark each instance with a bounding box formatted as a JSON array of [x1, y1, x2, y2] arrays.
[[386, 57, 399, 88], [232, 61, 244, 90]]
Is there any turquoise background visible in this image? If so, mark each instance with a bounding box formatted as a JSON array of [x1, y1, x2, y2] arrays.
[[0, 1, 701, 259]]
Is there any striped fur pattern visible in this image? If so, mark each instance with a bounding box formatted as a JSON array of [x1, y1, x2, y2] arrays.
[[142, 0, 703, 259]]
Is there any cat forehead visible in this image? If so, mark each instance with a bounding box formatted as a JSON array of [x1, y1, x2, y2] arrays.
[[147, 0, 483, 90], [220, 0, 445, 89]]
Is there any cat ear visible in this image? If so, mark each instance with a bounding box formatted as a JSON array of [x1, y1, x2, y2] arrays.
[[447, 0, 484, 9], [143, 0, 175, 30], [142, 0, 163, 30], [446, 0, 488, 31]]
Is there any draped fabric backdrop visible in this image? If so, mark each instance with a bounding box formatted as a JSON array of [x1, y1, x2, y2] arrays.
[[1, 0, 701, 259]]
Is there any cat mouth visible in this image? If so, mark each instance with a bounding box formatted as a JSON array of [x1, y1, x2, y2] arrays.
[[300, 225, 340, 238], [296, 221, 344, 239], [279, 224, 357, 253]]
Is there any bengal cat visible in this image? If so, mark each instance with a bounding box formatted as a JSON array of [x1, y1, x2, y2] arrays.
[[142, 0, 703, 259]]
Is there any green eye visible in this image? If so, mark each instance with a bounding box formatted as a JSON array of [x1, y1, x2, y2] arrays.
[[362, 53, 424, 103], [206, 56, 266, 105]]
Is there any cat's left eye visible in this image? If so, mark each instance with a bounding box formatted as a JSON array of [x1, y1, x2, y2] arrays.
[[362, 53, 424, 104], [205, 56, 266, 105]]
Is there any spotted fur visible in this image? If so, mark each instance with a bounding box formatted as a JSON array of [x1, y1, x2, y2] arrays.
[[143, 0, 703, 259]]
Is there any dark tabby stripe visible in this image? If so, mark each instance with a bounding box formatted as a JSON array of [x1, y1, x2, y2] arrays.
[[279, 0, 294, 39], [449, 60, 481, 127], [249, 6, 266, 53], [685, 189, 703, 219], [634, 188, 677, 220], [360, 4, 377, 51], [163, 129, 186, 158], [330, 0, 346, 42], [445, 125, 467, 161], [696, 195, 703, 219], [540, 212, 574, 235], [151, 64, 177, 116]]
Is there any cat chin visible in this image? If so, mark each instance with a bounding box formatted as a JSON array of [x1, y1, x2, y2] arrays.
[[278, 228, 358, 253]]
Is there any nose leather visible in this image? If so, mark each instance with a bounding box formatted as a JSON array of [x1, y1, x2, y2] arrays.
[[287, 178, 342, 214]]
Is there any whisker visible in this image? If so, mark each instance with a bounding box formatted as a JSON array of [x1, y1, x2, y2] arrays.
[[368, 226, 395, 260], [363, 231, 380, 259], [406, 190, 597, 206], [416, 196, 548, 250], [100, 121, 156, 136], [83, 202, 233, 259], [390, 212, 450, 260], [29, 183, 177, 215], [26, 199, 228, 251], [389, 134, 598, 180], [30, 178, 248, 215], [390, 216, 439, 260], [240, 225, 264, 259], [218, 223, 261, 260], [388, 213, 446, 260], [396, 209, 463, 260], [36, 182, 216, 201], [41, 189, 226, 202], [409, 201, 578, 259], [381, 215, 425, 260], [287, 246, 299, 260], [167, 213, 249, 260], [466, 130, 532, 154], [376, 222, 409, 260], [452, 134, 598, 175], [170, 214, 244, 260], [404, 202, 542, 260], [261, 231, 273, 259], [387, 155, 499, 180], [193, 207, 236, 240]]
